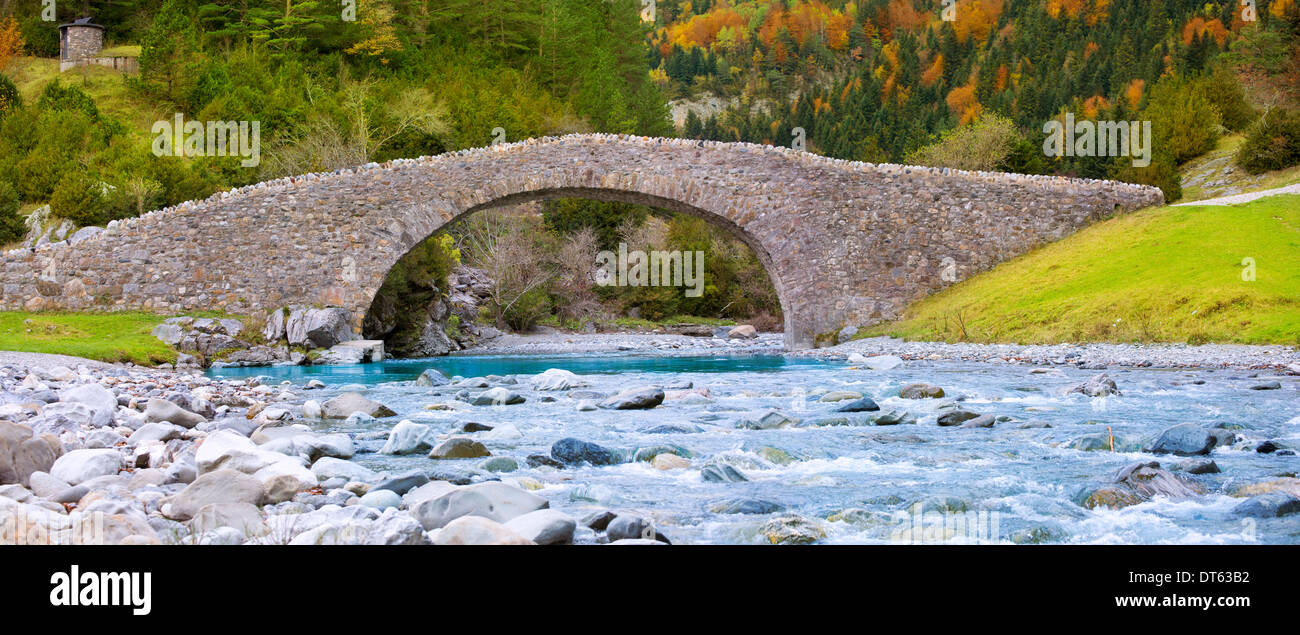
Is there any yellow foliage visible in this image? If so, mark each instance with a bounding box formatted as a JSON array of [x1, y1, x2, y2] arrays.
[[0, 17, 23, 72]]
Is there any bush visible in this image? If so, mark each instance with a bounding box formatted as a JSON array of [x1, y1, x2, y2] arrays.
[[49, 172, 107, 227], [1113, 155, 1183, 203], [1143, 75, 1221, 165], [1235, 109, 1300, 174], [906, 113, 1024, 171], [0, 73, 19, 119], [0, 181, 22, 244]]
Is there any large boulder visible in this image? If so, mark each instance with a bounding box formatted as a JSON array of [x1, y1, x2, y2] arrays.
[[378, 421, 436, 455], [321, 393, 396, 419], [144, 399, 206, 428], [551, 438, 619, 466], [1146, 423, 1217, 456], [429, 437, 489, 459], [898, 383, 945, 399], [164, 469, 265, 521], [309, 457, 377, 483], [414, 369, 450, 387], [58, 384, 118, 428], [1233, 493, 1300, 518], [1070, 373, 1121, 397], [600, 387, 664, 410], [0, 422, 62, 487], [727, 325, 758, 339], [432, 516, 535, 545], [49, 449, 123, 486], [530, 369, 590, 391], [411, 482, 549, 530], [288, 307, 355, 349], [471, 387, 525, 406], [503, 509, 577, 545]]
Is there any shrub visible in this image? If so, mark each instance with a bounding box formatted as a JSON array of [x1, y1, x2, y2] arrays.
[[1143, 75, 1221, 164], [906, 113, 1024, 171], [49, 171, 107, 227], [1235, 108, 1300, 174], [0, 73, 19, 119], [0, 180, 22, 244]]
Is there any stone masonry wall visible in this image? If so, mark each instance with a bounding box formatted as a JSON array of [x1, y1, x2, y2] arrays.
[[0, 134, 1164, 349]]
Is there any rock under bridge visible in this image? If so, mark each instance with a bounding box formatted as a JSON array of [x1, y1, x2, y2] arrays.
[[2, 134, 1163, 349]]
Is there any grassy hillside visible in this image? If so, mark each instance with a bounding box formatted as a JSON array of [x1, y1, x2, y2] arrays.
[[867, 195, 1300, 346], [0, 312, 175, 365]]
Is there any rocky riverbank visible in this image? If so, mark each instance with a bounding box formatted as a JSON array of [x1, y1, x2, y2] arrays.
[[804, 336, 1300, 372], [0, 352, 674, 545]]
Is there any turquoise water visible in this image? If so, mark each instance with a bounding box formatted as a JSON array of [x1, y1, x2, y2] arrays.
[[209, 355, 1300, 544]]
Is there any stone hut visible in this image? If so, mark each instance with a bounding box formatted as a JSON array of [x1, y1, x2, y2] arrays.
[[58, 18, 137, 73]]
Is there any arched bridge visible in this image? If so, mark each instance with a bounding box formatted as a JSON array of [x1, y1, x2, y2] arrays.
[[2, 134, 1163, 349]]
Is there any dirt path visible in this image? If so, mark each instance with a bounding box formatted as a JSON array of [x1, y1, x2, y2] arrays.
[[1174, 183, 1300, 206]]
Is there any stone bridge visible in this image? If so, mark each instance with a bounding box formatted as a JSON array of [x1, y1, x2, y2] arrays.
[[1, 134, 1163, 350]]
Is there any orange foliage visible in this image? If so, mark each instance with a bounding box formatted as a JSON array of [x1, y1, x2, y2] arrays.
[[1182, 17, 1229, 47], [827, 13, 853, 50], [1045, 0, 1086, 19], [1272, 0, 1295, 19], [1085, 0, 1111, 26], [946, 82, 979, 121], [1081, 95, 1110, 119], [882, 0, 927, 40], [953, 0, 1004, 44], [994, 64, 1009, 92], [0, 17, 23, 71], [1123, 78, 1145, 110], [1083, 41, 1099, 59], [921, 53, 945, 87], [667, 6, 748, 50]]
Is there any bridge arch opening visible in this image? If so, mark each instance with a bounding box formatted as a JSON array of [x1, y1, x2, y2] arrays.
[[359, 187, 793, 356]]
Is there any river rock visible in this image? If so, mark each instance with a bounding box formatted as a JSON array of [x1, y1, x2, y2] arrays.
[[372, 470, 429, 496], [128, 422, 187, 446], [1177, 458, 1220, 474], [1114, 461, 1204, 499], [1070, 373, 1121, 397], [414, 369, 450, 387], [1249, 381, 1282, 390], [959, 414, 997, 428], [310, 457, 377, 483], [1232, 493, 1300, 518], [898, 383, 944, 399], [412, 481, 549, 530], [835, 397, 880, 412], [936, 410, 981, 427], [1146, 423, 1217, 456], [357, 489, 402, 510], [710, 498, 784, 514], [503, 509, 576, 545], [58, 384, 118, 428], [736, 409, 797, 430], [531, 369, 590, 391], [551, 438, 619, 466], [761, 515, 826, 544], [599, 387, 664, 410], [818, 390, 863, 403], [379, 420, 436, 455], [429, 437, 489, 459], [472, 387, 524, 406], [432, 516, 535, 545], [190, 502, 267, 538], [321, 392, 396, 419], [164, 469, 264, 521], [49, 449, 123, 486], [144, 398, 206, 428], [0, 422, 62, 487], [652, 454, 690, 470], [701, 463, 748, 483], [872, 410, 916, 426], [727, 325, 757, 339]]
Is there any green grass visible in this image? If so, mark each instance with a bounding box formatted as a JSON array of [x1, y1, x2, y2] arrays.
[[9, 55, 167, 145], [0, 312, 177, 365], [867, 195, 1300, 346]]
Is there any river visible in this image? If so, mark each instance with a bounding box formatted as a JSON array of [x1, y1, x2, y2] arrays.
[[208, 353, 1300, 544]]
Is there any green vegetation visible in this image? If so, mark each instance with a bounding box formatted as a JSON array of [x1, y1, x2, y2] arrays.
[[1236, 108, 1300, 174], [867, 195, 1300, 345], [0, 312, 177, 364]]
